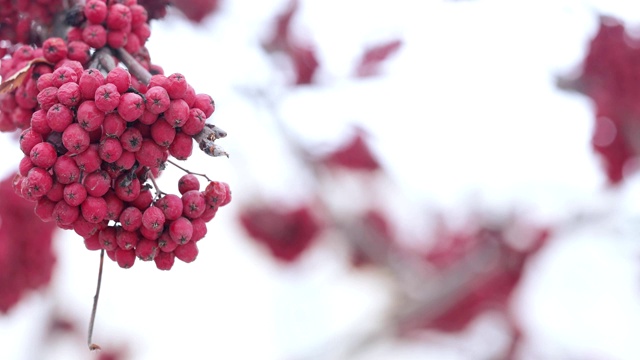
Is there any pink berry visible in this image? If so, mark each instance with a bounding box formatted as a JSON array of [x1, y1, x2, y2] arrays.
[[57, 82, 81, 107], [84, 233, 102, 251], [106, 4, 132, 30], [182, 108, 206, 136], [107, 67, 131, 93], [37, 87, 58, 111], [169, 217, 193, 244], [74, 144, 102, 173], [73, 216, 101, 238], [105, 191, 125, 221], [191, 218, 207, 242], [142, 206, 165, 230], [144, 86, 170, 114], [166, 73, 187, 99], [84, 0, 108, 24], [53, 200, 80, 226], [77, 101, 105, 131], [35, 197, 56, 222], [30, 142, 58, 169], [115, 175, 141, 202], [164, 99, 189, 127], [99, 137, 124, 163], [135, 139, 164, 168], [169, 132, 193, 160], [181, 190, 206, 219], [116, 227, 139, 250], [25, 167, 53, 198], [154, 194, 183, 221], [67, 41, 91, 65], [53, 155, 81, 184], [150, 118, 175, 147], [79, 69, 105, 99], [120, 127, 143, 152], [52, 67, 78, 88], [84, 170, 111, 197], [82, 24, 108, 49], [42, 37, 68, 63], [103, 113, 127, 137], [46, 103, 74, 132], [194, 93, 215, 118], [20, 129, 44, 155], [130, 188, 153, 210]]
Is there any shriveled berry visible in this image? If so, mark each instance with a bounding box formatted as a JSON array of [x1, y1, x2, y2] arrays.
[[25, 167, 53, 198], [30, 110, 51, 135], [52, 67, 78, 87], [37, 87, 58, 111]]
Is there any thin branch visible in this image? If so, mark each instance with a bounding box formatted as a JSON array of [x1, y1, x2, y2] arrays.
[[88, 249, 105, 351], [146, 169, 167, 199], [114, 47, 151, 85], [166, 159, 212, 182]]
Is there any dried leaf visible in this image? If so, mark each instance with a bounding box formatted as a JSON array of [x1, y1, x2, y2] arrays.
[[0, 58, 52, 94]]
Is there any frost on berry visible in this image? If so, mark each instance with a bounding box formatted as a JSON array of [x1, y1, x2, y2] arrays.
[[178, 174, 200, 194], [118, 92, 145, 122], [142, 206, 165, 230], [107, 67, 132, 94], [42, 37, 68, 63], [154, 194, 183, 220], [181, 190, 205, 219], [119, 206, 143, 232], [62, 123, 90, 154], [95, 83, 121, 112]]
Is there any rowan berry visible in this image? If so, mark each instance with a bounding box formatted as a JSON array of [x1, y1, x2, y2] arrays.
[[107, 67, 131, 94], [142, 206, 165, 230], [73, 216, 101, 238], [25, 167, 53, 198], [181, 190, 205, 219], [200, 203, 218, 222], [169, 217, 193, 244], [169, 132, 193, 160], [84, 170, 111, 197], [124, 33, 141, 53], [118, 92, 144, 122], [135, 139, 164, 168], [107, 30, 128, 49], [37, 73, 55, 92], [103, 113, 127, 138], [144, 86, 170, 114], [67, 41, 91, 65], [35, 197, 57, 222], [53, 200, 80, 226], [138, 110, 158, 125], [158, 231, 179, 253], [154, 194, 183, 220], [107, 3, 132, 30], [166, 73, 187, 99], [20, 129, 44, 155], [63, 182, 88, 207], [37, 87, 58, 111], [79, 69, 105, 99], [194, 93, 215, 118], [99, 137, 124, 163], [42, 37, 68, 63], [164, 99, 189, 127], [119, 206, 142, 231], [19, 156, 34, 176], [150, 118, 175, 147], [53, 155, 81, 184], [95, 83, 121, 112], [191, 218, 207, 242], [74, 144, 102, 173], [77, 101, 105, 131], [116, 227, 139, 250], [120, 127, 143, 152], [62, 123, 90, 154], [178, 174, 199, 194], [46, 180, 64, 202], [84, 233, 102, 250], [83, 24, 108, 49], [115, 248, 136, 268], [46, 103, 73, 132], [98, 227, 118, 251], [82, 196, 108, 224], [174, 241, 198, 263], [104, 191, 125, 221], [154, 250, 175, 270], [30, 142, 57, 169], [84, 0, 108, 24], [57, 82, 81, 107], [135, 239, 158, 260], [114, 175, 140, 201], [148, 74, 168, 88], [181, 108, 206, 135], [183, 85, 196, 107], [52, 67, 78, 88]]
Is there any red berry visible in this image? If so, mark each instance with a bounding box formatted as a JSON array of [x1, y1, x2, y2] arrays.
[[169, 132, 193, 160], [98, 227, 118, 251], [46, 103, 74, 132], [103, 113, 127, 137], [62, 123, 90, 154], [169, 217, 193, 244], [67, 41, 91, 65], [52, 67, 78, 88], [142, 206, 165, 230], [42, 37, 68, 63], [30, 109, 51, 135], [77, 101, 105, 131], [154, 194, 183, 220], [84, 170, 111, 197], [191, 218, 207, 242], [116, 227, 139, 250], [107, 67, 131, 93], [182, 108, 206, 136], [20, 129, 44, 155], [63, 182, 88, 207], [25, 167, 53, 198], [46, 180, 64, 202], [164, 99, 189, 127], [135, 139, 164, 168], [115, 175, 141, 202], [107, 4, 132, 31], [144, 86, 170, 114], [82, 196, 108, 223], [35, 197, 57, 222], [117, 92, 144, 122], [73, 216, 101, 238], [84, 233, 102, 250], [120, 127, 143, 152], [150, 118, 175, 147], [99, 137, 124, 163], [94, 83, 121, 112], [83, 24, 108, 49], [115, 248, 136, 268], [53, 155, 81, 184], [181, 190, 205, 219], [166, 73, 187, 99], [154, 251, 175, 270], [37, 86, 58, 111], [178, 174, 200, 194], [105, 191, 125, 220], [30, 142, 58, 169], [74, 144, 102, 173], [19, 156, 34, 176], [119, 206, 142, 231], [135, 239, 158, 261], [79, 69, 105, 99], [194, 93, 215, 118], [57, 82, 81, 107], [84, 0, 108, 24], [174, 241, 198, 263], [53, 200, 80, 226]]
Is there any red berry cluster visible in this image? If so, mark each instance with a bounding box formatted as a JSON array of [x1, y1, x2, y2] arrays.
[[10, 57, 229, 270], [0, 0, 63, 45], [66, 0, 151, 56], [0, 176, 57, 313]]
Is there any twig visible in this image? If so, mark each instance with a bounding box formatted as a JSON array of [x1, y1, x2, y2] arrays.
[[166, 159, 212, 182], [88, 249, 105, 351], [146, 169, 167, 199], [114, 47, 151, 85]]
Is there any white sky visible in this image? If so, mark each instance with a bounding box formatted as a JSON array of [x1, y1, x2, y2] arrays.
[[3, 0, 640, 359]]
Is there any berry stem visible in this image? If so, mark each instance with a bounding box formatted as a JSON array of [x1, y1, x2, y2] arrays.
[[146, 169, 167, 199], [88, 249, 105, 351], [166, 159, 213, 182], [114, 47, 151, 85]]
